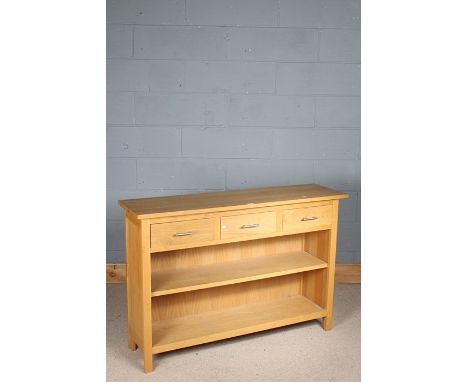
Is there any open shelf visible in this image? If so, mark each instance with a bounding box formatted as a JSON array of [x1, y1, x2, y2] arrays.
[[151, 251, 327, 297], [152, 295, 326, 353]]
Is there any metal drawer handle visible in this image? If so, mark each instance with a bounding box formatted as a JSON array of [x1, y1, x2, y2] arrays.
[[241, 224, 260, 229], [301, 216, 318, 221], [174, 231, 193, 237]]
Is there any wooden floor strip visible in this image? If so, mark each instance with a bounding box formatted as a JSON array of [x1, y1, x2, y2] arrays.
[[335, 264, 361, 283]]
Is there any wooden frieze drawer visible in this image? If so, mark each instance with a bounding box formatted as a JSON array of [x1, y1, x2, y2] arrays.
[[220, 211, 277, 240], [119, 184, 348, 373], [150, 218, 216, 250], [282, 204, 333, 232]]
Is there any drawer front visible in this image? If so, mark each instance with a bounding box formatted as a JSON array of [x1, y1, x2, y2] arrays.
[[221, 211, 277, 240], [151, 218, 216, 249], [282, 204, 333, 232]]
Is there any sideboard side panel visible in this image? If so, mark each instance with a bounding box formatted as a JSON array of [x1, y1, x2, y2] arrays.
[[322, 200, 340, 330], [125, 212, 145, 348]]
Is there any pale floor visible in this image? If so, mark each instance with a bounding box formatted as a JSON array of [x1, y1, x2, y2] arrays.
[[107, 284, 360, 382]]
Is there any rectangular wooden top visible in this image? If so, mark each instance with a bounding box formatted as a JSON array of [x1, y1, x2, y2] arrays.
[[119, 184, 348, 219]]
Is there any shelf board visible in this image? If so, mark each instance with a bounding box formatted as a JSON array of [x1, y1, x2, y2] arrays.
[[152, 295, 326, 353], [151, 252, 327, 297]]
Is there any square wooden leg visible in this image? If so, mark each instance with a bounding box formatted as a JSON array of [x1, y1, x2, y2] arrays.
[[128, 334, 137, 351], [322, 316, 333, 331], [143, 352, 153, 374]]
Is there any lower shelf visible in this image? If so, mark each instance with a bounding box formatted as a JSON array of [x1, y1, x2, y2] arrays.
[[152, 295, 326, 354]]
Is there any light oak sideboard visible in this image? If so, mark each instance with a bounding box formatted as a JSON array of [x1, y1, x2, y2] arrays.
[[119, 184, 348, 373]]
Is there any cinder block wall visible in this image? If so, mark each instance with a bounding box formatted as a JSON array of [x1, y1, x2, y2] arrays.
[[107, 0, 361, 264]]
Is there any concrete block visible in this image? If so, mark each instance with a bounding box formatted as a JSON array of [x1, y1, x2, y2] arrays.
[[107, 60, 184, 92], [107, 93, 134, 124], [107, 0, 185, 25], [227, 28, 318, 61], [107, 60, 150, 91], [107, 25, 133, 58], [315, 97, 360, 127], [135, 94, 226, 125], [107, 220, 125, 251], [277, 63, 360, 95], [313, 129, 360, 159], [319, 29, 361, 62], [229, 95, 315, 127], [186, 0, 278, 26], [182, 128, 272, 158], [226, 159, 314, 189], [279, 0, 361, 28], [107, 250, 125, 263], [185, 61, 275, 94], [338, 191, 358, 221], [134, 26, 228, 59], [336, 251, 354, 263], [107, 126, 181, 157], [356, 191, 361, 222], [272, 128, 360, 159], [149, 61, 185, 91], [337, 221, 361, 252], [137, 158, 225, 189], [107, 158, 137, 189], [314, 159, 360, 190]]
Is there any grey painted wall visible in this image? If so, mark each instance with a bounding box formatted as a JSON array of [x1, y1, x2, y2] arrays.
[[107, 0, 361, 264]]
